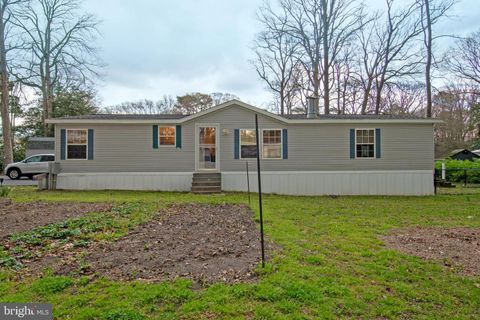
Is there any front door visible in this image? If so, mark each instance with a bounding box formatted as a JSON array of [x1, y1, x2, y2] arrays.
[[196, 125, 218, 171]]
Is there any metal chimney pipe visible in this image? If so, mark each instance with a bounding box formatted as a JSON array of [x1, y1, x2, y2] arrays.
[[306, 96, 317, 119]]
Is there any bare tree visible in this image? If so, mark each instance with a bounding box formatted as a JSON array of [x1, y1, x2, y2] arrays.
[[256, 0, 365, 115], [418, 0, 454, 118], [374, 1, 423, 115], [332, 44, 356, 114], [12, 0, 101, 135], [421, 0, 433, 118], [104, 96, 177, 115], [433, 84, 480, 156], [319, 0, 365, 114], [382, 82, 427, 115], [253, 3, 301, 115], [446, 31, 480, 86], [356, 0, 424, 115], [0, 0, 27, 167], [210, 92, 239, 106]]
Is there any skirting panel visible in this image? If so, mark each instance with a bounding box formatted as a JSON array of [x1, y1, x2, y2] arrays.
[[56, 172, 193, 191], [221, 170, 434, 196]]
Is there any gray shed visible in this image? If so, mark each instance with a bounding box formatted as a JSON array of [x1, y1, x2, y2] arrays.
[[447, 149, 480, 161], [26, 137, 55, 157]]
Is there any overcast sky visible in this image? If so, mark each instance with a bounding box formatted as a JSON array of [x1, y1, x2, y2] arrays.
[[83, 0, 480, 108]]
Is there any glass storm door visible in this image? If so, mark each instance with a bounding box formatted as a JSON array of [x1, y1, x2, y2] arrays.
[[197, 126, 218, 170]]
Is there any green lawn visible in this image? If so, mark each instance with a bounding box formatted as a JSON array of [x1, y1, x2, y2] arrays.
[[1, 187, 480, 319]]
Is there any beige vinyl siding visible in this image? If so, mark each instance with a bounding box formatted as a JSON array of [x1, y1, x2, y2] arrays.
[[55, 124, 195, 173], [55, 103, 434, 173], [187, 105, 434, 171]]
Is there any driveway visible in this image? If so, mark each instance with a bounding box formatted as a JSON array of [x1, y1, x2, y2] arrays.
[[0, 175, 37, 187]]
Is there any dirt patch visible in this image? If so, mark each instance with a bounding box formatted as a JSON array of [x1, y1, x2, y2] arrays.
[[0, 200, 113, 237], [64, 203, 264, 284], [382, 227, 480, 276]]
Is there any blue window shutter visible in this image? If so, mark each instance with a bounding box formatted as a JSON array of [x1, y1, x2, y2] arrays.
[[153, 125, 158, 149], [87, 129, 94, 160], [176, 125, 182, 149], [282, 129, 288, 159], [234, 129, 240, 159], [375, 128, 381, 158], [350, 129, 355, 159], [60, 129, 66, 160]]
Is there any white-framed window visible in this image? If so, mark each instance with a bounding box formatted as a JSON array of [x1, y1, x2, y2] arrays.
[[67, 129, 87, 160], [355, 129, 375, 158], [159, 126, 176, 146], [240, 129, 257, 159], [262, 129, 282, 159]]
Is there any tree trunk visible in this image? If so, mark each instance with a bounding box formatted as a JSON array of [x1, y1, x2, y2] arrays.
[[42, 66, 54, 136], [375, 77, 385, 115], [361, 79, 373, 115], [41, 84, 48, 134], [424, 0, 433, 118], [43, 19, 53, 136], [279, 88, 285, 116], [0, 11, 13, 167], [313, 62, 320, 113], [322, 0, 330, 115], [323, 57, 330, 114], [336, 74, 341, 114]]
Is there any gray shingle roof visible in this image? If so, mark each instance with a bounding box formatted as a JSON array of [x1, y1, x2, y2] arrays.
[[281, 113, 428, 120], [26, 137, 55, 150], [54, 112, 428, 121], [54, 114, 188, 120]]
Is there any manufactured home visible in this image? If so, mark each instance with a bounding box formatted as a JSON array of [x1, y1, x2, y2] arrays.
[[46, 100, 439, 195]]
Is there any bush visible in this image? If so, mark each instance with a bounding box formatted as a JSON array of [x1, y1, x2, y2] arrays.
[[435, 159, 480, 183]]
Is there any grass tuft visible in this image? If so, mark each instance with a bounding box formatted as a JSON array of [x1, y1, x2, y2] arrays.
[[0, 186, 12, 197]]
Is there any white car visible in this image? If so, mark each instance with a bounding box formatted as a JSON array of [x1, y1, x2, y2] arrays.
[[3, 154, 55, 180]]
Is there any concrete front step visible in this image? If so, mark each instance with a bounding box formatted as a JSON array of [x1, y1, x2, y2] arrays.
[[192, 180, 221, 185], [192, 181, 221, 187], [191, 172, 222, 193], [192, 176, 220, 181], [191, 186, 222, 194], [193, 173, 221, 177]]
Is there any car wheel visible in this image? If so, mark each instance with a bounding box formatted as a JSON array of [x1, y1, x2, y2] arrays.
[[7, 168, 21, 180]]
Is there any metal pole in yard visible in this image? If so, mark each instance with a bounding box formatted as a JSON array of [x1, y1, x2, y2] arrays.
[[246, 161, 251, 205], [255, 114, 266, 268], [441, 161, 446, 180]]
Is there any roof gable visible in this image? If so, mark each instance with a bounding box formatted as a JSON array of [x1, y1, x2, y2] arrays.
[[180, 100, 289, 124]]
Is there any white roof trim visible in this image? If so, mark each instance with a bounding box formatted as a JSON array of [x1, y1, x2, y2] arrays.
[[46, 99, 442, 124]]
